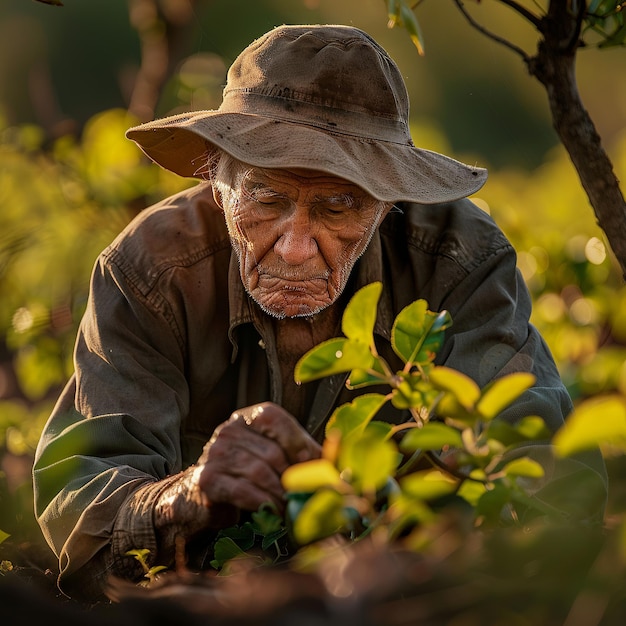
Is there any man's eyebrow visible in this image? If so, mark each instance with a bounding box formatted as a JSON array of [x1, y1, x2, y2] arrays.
[[312, 192, 360, 208], [242, 180, 282, 198]]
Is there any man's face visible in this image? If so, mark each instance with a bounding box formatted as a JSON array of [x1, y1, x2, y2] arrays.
[[221, 167, 389, 319]]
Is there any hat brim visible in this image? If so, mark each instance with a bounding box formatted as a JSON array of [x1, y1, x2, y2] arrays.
[[126, 111, 487, 204]]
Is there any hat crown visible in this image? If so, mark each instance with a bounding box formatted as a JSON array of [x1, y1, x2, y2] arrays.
[[220, 25, 412, 144]]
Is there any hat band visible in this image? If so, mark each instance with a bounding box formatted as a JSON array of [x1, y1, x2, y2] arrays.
[[218, 90, 414, 146]]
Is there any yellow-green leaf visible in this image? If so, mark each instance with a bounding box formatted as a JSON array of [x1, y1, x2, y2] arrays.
[[341, 281, 382, 344], [294, 338, 372, 383], [476, 372, 536, 420], [553, 395, 626, 457], [430, 366, 481, 410], [392, 301, 451, 365], [400, 421, 463, 453], [282, 458, 343, 493], [347, 355, 388, 388], [502, 457, 545, 478], [456, 469, 487, 506], [339, 432, 399, 493], [292, 489, 346, 545], [325, 393, 389, 440], [387, 0, 401, 28], [400, 469, 458, 501], [515, 415, 552, 440], [399, 1, 425, 55]]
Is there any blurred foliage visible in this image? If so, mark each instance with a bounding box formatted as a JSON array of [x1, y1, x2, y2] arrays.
[[475, 130, 626, 402], [0, 109, 193, 463]]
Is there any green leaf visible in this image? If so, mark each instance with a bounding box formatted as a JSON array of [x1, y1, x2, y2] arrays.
[[364, 420, 395, 440], [456, 470, 487, 506], [347, 355, 389, 388], [429, 366, 481, 410], [209, 536, 250, 569], [292, 489, 347, 545], [385, 491, 436, 530], [215, 522, 256, 551], [294, 338, 372, 383], [391, 299, 428, 362], [387, 0, 401, 28], [502, 457, 545, 479], [515, 415, 552, 440], [475, 482, 512, 525], [400, 422, 463, 453], [400, 469, 458, 501], [339, 431, 400, 493], [146, 565, 168, 577], [325, 393, 389, 439], [476, 372, 536, 420], [341, 281, 382, 344], [251, 504, 284, 535], [125, 548, 150, 561], [400, 0, 425, 55], [587, 0, 604, 13], [392, 300, 451, 365], [282, 458, 343, 493], [553, 394, 626, 457], [386, 0, 425, 55], [484, 415, 552, 447], [260, 527, 288, 551]]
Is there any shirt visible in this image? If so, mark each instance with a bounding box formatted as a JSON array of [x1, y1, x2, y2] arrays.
[[32, 182, 594, 601]]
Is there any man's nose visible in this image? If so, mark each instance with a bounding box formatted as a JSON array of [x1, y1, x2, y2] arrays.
[[273, 209, 318, 265]]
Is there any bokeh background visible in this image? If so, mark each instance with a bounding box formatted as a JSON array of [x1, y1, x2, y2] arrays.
[[1, 0, 625, 567]]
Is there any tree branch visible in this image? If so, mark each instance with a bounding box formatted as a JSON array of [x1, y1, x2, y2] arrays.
[[495, 0, 543, 26], [452, 0, 531, 62]]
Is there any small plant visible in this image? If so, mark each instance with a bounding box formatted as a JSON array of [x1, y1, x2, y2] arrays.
[[126, 548, 169, 586], [0, 530, 12, 575], [209, 503, 289, 571], [206, 281, 607, 569], [281, 281, 554, 548]]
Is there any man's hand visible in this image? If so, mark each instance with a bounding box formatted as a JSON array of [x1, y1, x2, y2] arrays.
[[196, 402, 322, 515], [153, 402, 321, 548]]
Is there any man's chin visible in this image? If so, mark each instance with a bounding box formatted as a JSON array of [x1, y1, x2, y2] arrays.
[[253, 292, 331, 319]]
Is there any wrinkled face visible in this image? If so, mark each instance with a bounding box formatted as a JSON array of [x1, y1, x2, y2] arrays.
[[219, 166, 389, 319]]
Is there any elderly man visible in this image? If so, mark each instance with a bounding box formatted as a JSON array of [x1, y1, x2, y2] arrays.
[[32, 24, 600, 603]]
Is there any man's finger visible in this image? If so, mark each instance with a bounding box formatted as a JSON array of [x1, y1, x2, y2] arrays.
[[233, 402, 322, 464]]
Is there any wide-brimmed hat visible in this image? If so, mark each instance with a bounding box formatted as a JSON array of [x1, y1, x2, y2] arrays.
[[126, 24, 487, 204]]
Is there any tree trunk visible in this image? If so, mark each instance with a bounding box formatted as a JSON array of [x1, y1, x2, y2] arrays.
[[527, 0, 626, 280]]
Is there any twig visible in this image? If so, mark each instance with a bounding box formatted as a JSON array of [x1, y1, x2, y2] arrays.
[[496, 0, 543, 26], [452, 0, 532, 62]]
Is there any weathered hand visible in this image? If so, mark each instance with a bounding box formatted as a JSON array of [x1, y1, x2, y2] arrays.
[[151, 402, 320, 554], [195, 402, 322, 515]]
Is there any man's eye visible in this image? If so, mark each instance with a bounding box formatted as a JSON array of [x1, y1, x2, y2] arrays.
[[323, 206, 348, 217], [255, 195, 283, 206]]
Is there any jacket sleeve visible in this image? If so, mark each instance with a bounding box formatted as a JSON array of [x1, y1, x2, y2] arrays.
[[32, 251, 191, 601]]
